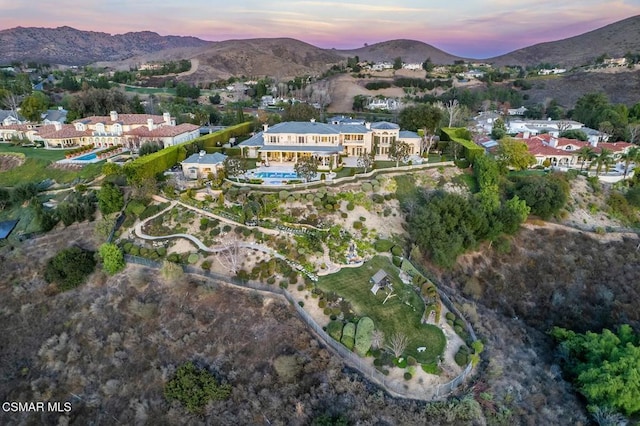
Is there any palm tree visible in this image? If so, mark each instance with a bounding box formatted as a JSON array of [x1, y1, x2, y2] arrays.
[[595, 148, 613, 176], [621, 146, 640, 179], [577, 146, 596, 171]]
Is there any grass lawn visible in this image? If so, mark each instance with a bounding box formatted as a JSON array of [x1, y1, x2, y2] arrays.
[[0, 145, 103, 186], [317, 255, 446, 363], [508, 169, 549, 178]]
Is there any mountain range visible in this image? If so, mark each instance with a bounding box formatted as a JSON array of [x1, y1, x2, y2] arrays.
[[0, 16, 639, 76]]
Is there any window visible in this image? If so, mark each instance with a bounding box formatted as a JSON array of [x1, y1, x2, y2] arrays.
[[298, 136, 305, 144]]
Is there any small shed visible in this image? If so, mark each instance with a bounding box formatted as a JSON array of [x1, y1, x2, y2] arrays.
[[370, 269, 391, 295]]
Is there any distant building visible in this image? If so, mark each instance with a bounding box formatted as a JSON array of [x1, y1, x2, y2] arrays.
[[538, 68, 567, 75]]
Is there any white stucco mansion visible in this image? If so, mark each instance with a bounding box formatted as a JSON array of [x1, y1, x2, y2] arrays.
[[0, 111, 200, 150], [238, 118, 422, 168]]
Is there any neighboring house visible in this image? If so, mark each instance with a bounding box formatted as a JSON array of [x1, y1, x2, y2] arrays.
[[507, 119, 584, 136], [0, 110, 25, 126], [41, 107, 68, 125], [473, 111, 502, 133], [518, 133, 633, 167], [37, 111, 200, 149], [538, 68, 567, 75], [507, 106, 528, 116], [367, 98, 400, 111], [463, 69, 485, 79], [181, 151, 227, 180], [371, 62, 394, 71], [238, 119, 422, 168], [402, 63, 422, 71]]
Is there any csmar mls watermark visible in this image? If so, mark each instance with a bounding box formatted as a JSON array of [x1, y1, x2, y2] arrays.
[[2, 401, 72, 413]]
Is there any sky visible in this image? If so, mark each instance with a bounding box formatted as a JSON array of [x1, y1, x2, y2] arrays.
[[0, 0, 638, 58]]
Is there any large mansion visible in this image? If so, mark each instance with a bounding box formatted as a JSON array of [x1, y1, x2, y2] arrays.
[[239, 118, 421, 167], [0, 111, 200, 150]]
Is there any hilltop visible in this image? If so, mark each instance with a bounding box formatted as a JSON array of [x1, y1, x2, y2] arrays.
[[489, 15, 640, 67], [336, 39, 464, 65]]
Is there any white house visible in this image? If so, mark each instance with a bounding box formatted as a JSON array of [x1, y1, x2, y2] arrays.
[[181, 151, 227, 179]]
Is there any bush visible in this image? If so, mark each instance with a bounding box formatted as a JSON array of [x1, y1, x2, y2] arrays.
[[374, 239, 394, 252], [187, 253, 199, 264], [354, 317, 375, 356], [327, 320, 344, 341], [346, 202, 355, 211], [392, 256, 402, 267], [372, 194, 384, 204], [318, 299, 327, 309], [44, 247, 96, 291], [201, 260, 211, 270], [454, 348, 469, 367], [362, 182, 373, 192], [266, 276, 276, 285], [341, 322, 356, 350], [353, 221, 363, 230], [164, 362, 231, 413], [407, 356, 417, 366], [445, 312, 456, 321], [404, 372, 413, 380], [391, 245, 403, 256]]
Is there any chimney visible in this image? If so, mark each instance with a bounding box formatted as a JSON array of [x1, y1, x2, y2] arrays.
[[263, 124, 268, 132], [365, 122, 371, 129], [147, 118, 154, 130], [54, 122, 62, 131], [523, 131, 530, 139], [549, 137, 558, 148], [590, 139, 598, 148], [110, 111, 118, 121], [310, 118, 316, 123], [163, 112, 171, 125]]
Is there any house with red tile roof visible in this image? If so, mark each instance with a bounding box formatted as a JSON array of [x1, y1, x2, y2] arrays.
[[38, 111, 200, 150], [517, 133, 633, 168]]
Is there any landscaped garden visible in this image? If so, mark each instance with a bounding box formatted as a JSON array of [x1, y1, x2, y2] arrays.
[[316, 255, 446, 365]]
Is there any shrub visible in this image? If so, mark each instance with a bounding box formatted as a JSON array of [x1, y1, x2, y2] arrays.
[[298, 301, 304, 307], [404, 372, 413, 380], [266, 276, 276, 285], [201, 260, 211, 270], [318, 299, 327, 309], [362, 182, 373, 192], [445, 312, 456, 321], [44, 247, 96, 291], [391, 245, 403, 256], [327, 320, 344, 341], [323, 307, 332, 315], [354, 317, 375, 356], [341, 322, 356, 350], [407, 356, 417, 366], [164, 362, 231, 413], [353, 221, 363, 230], [346, 202, 355, 211], [372, 194, 384, 204], [392, 256, 402, 267], [454, 347, 470, 366], [187, 253, 199, 264], [374, 239, 394, 252], [341, 212, 348, 218]]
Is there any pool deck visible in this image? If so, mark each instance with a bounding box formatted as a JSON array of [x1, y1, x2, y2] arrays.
[[247, 165, 334, 185], [57, 148, 126, 165]]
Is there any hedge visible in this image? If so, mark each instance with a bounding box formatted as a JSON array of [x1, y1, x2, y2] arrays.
[[123, 122, 252, 183], [374, 239, 394, 252], [354, 317, 375, 356], [440, 127, 484, 163], [341, 322, 356, 350], [327, 320, 344, 341], [200, 121, 253, 149]]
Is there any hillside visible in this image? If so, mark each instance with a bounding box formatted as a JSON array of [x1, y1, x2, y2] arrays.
[[337, 39, 464, 65], [0, 26, 211, 65], [489, 15, 640, 67], [186, 38, 345, 80]]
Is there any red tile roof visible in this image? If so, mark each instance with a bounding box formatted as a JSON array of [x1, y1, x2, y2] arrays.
[[74, 114, 166, 126], [38, 124, 90, 139], [127, 123, 200, 138]]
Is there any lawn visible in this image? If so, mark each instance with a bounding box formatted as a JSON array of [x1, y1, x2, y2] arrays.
[[317, 256, 446, 363], [0, 145, 103, 186]]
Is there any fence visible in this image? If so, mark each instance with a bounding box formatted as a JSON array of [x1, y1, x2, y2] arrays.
[[124, 254, 474, 401], [226, 161, 455, 191]]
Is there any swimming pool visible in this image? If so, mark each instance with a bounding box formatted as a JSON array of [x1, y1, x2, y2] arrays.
[[75, 153, 97, 161], [254, 171, 298, 179]]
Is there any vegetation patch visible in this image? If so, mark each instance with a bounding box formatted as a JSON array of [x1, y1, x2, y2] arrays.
[[164, 361, 231, 414], [44, 247, 96, 291]]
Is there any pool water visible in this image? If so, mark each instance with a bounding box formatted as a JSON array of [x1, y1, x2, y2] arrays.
[[254, 171, 298, 179], [75, 153, 97, 161]]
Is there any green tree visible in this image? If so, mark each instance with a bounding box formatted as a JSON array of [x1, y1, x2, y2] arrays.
[[102, 162, 123, 177], [393, 56, 403, 70], [282, 102, 319, 121], [490, 118, 507, 140], [621, 146, 640, 179], [0, 188, 11, 210], [422, 57, 434, 72], [594, 148, 614, 176], [20, 92, 48, 122], [496, 137, 535, 170], [511, 174, 569, 219], [97, 182, 124, 215], [551, 325, 640, 416], [98, 243, 125, 275], [388, 140, 411, 167], [559, 129, 588, 141], [164, 361, 231, 413], [577, 146, 597, 171], [499, 195, 530, 234], [44, 247, 96, 290], [398, 104, 442, 155], [293, 156, 319, 182]]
